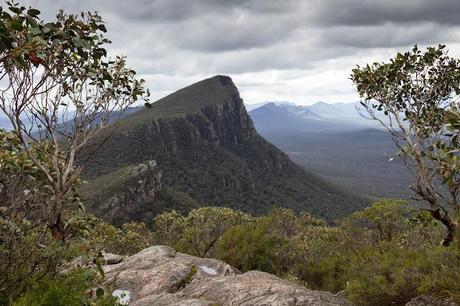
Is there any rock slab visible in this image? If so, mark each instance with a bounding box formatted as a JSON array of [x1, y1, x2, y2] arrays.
[[103, 245, 351, 306]]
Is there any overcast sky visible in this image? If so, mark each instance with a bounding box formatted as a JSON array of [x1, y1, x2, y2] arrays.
[[22, 0, 460, 105]]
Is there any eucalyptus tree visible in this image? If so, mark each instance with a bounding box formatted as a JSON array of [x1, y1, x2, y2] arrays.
[[0, 2, 149, 239], [351, 45, 460, 246]]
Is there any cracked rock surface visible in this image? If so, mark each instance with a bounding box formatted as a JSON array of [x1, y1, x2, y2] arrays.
[[103, 245, 352, 306]]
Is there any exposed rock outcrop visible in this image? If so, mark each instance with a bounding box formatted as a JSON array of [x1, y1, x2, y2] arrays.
[[103, 245, 351, 306], [82, 160, 162, 225], [101, 160, 162, 219]]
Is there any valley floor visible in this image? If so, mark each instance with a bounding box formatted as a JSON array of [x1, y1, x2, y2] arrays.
[[257, 129, 413, 201]]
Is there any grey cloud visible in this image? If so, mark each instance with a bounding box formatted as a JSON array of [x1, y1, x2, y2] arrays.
[[173, 17, 294, 52], [11, 0, 460, 103], [309, 0, 460, 26], [322, 23, 460, 49]]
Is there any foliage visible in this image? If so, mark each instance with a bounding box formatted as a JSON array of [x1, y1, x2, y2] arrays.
[[341, 199, 411, 244], [0, 216, 76, 304], [0, 129, 51, 214], [13, 268, 119, 306], [0, 128, 140, 304], [217, 216, 288, 274], [217, 208, 326, 276], [67, 210, 155, 256], [351, 45, 460, 246], [0, 129, 69, 303], [172, 203, 459, 305], [287, 225, 346, 291], [155, 207, 252, 257], [344, 243, 460, 306], [0, 2, 149, 240]]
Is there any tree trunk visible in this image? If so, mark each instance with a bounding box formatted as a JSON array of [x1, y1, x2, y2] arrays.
[[430, 209, 456, 247], [48, 192, 65, 241], [49, 213, 65, 241]]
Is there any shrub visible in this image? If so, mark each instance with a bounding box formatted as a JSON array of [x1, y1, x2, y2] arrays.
[[155, 207, 252, 257], [217, 208, 324, 276], [288, 226, 347, 291], [217, 221, 288, 274], [13, 268, 118, 306], [68, 211, 155, 256]]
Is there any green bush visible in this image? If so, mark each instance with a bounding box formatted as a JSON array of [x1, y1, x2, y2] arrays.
[[68, 211, 156, 256], [13, 268, 118, 306], [0, 212, 83, 303], [288, 226, 347, 291], [217, 221, 287, 274], [344, 243, 460, 306], [417, 246, 460, 303], [155, 207, 252, 257], [217, 208, 324, 276], [203, 202, 459, 305]]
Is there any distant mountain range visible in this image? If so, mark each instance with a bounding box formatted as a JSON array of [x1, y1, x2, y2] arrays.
[[247, 101, 380, 133], [77, 76, 369, 224], [0, 107, 143, 134], [247, 100, 412, 200]]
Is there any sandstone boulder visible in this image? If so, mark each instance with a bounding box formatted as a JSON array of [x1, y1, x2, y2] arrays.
[[103, 245, 351, 306]]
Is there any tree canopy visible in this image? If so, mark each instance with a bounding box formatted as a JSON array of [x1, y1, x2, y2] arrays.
[[0, 2, 149, 239], [351, 45, 460, 246]]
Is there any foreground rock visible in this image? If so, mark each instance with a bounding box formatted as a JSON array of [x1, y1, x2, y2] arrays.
[[103, 245, 351, 306], [405, 295, 458, 306]]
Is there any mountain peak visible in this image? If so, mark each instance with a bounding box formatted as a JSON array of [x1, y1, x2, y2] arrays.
[[154, 74, 239, 108], [126, 75, 240, 122], [311, 101, 331, 107], [211, 74, 234, 85]]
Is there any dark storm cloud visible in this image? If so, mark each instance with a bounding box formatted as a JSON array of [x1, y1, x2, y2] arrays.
[[322, 23, 459, 49], [310, 0, 460, 26], [15, 0, 460, 102], [117, 0, 294, 22], [25, 0, 460, 54]]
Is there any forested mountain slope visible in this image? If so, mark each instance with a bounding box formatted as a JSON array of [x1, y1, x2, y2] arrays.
[[79, 75, 368, 221]]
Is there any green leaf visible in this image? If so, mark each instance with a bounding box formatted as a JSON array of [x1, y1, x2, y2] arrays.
[[96, 264, 105, 278], [96, 287, 104, 298], [27, 9, 40, 17], [30, 27, 41, 36], [97, 24, 107, 32], [10, 19, 23, 31], [9, 7, 22, 14]]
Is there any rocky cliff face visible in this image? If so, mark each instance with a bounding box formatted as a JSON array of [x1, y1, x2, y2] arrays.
[[79, 160, 162, 225], [99, 161, 162, 224], [79, 75, 368, 221], [102, 245, 352, 306], [134, 95, 258, 154], [82, 76, 282, 178]]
